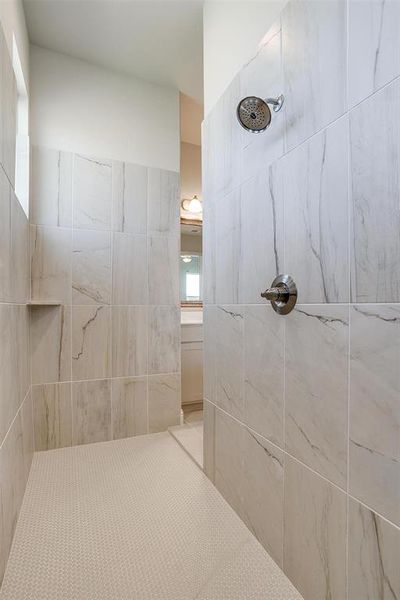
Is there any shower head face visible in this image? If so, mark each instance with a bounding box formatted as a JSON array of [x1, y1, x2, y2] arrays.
[[236, 96, 272, 133]]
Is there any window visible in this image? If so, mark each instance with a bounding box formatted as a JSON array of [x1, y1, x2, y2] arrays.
[[13, 35, 29, 217]]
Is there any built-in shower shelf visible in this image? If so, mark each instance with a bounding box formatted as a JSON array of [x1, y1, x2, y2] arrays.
[[28, 301, 62, 307]]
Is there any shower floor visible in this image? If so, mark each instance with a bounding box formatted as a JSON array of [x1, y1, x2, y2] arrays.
[[0, 433, 302, 600]]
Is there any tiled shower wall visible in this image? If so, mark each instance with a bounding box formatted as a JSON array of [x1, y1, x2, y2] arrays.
[[30, 147, 181, 450], [0, 27, 33, 582], [203, 1, 400, 598]]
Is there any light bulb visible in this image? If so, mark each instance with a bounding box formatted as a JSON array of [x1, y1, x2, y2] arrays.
[[188, 196, 202, 214]]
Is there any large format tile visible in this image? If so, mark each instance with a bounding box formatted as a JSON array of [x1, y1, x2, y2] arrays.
[[0, 168, 11, 302], [350, 80, 400, 302], [285, 305, 348, 488], [112, 233, 148, 305], [239, 162, 283, 304], [1, 28, 17, 188], [348, 0, 400, 108], [203, 305, 217, 404], [282, 0, 347, 150], [201, 159, 216, 305], [111, 306, 147, 377], [20, 392, 34, 481], [147, 168, 179, 236], [203, 399, 215, 481], [32, 383, 72, 451], [73, 154, 112, 230], [283, 457, 347, 600], [283, 117, 349, 303], [72, 379, 111, 445], [0, 305, 30, 446], [148, 373, 180, 433], [30, 305, 71, 384], [148, 236, 179, 305], [215, 306, 244, 420], [111, 377, 148, 439], [240, 25, 285, 180], [349, 304, 400, 526], [348, 499, 400, 600], [30, 146, 73, 227], [112, 161, 147, 234], [72, 229, 111, 305], [216, 188, 240, 304], [244, 305, 284, 447], [10, 192, 30, 303], [72, 305, 111, 381], [30, 225, 72, 303], [148, 306, 180, 374]]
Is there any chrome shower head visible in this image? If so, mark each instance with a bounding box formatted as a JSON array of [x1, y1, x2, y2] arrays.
[[236, 94, 284, 133]]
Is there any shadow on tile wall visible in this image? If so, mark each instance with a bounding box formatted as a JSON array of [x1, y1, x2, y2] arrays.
[[202, 1, 400, 598], [30, 147, 181, 450]]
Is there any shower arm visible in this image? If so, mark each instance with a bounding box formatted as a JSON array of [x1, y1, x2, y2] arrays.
[[264, 95, 284, 112]]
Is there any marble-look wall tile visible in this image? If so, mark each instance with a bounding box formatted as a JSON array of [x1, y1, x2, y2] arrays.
[[112, 233, 148, 305], [32, 383, 72, 451], [111, 377, 147, 439], [30, 305, 71, 384], [203, 305, 217, 404], [283, 456, 347, 600], [350, 80, 400, 303], [282, 0, 347, 151], [349, 304, 400, 526], [201, 95, 225, 204], [30, 225, 72, 303], [20, 391, 34, 480], [284, 117, 349, 303], [30, 146, 73, 227], [148, 236, 179, 305], [216, 188, 240, 304], [239, 162, 283, 304], [148, 373, 180, 433], [0, 305, 30, 446], [202, 191, 216, 305], [72, 379, 111, 445], [148, 168, 179, 236], [72, 229, 112, 305], [111, 306, 147, 377], [72, 305, 111, 381], [348, 499, 400, 600], [73, 154, 112, 230], [112, 161, 147, 234], [0, 168, 11, 302], [348, 0, 400, 108], [148, 306, 180, 374], [240, 26, 285, 179], [0, 412, 25, 582], [242, 427, 284, 567], [215, 306, 244, 420], [203, 399, 215, 482], [10, 191, 30, 303], [285, 305, 348, 488], [221, 75, 242, 197], [1, 27, 17, 188], [244, 305, 284, 447]]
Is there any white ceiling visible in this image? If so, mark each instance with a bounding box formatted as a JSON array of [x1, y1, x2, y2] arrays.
[[23, 0, 204, 103]]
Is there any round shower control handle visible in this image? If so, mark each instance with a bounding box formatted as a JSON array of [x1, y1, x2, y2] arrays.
[[261, 275, 297, 315]]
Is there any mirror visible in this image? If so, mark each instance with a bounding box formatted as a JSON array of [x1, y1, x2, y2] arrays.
[[180, 218, 202, 306]]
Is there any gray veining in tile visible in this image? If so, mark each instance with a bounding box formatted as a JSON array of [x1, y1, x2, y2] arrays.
[[216, 188, 240, 304], [32, 383, 72, 451], [148, 373, 180, 433], [72, 305, 111, 381], [73, 154, 112, 231], [72, 379, 111, 446], [148, 306, 180, 375], [112, 233, 148, 305], [111, 306, 147, 377], [148, 236, 179, 305], [350, 80, 400, 303], [348, 0, 400, 108], [148, 168, 179, 237], [349, 304, 400, 526], [30, 225, 72, 303], [284, 117, 349, 303], [282, 0, 347, 151], [111, 377, 148, 439], [283, 456, 347, 600], [348, 498, 400, 600], [72, 229, 112, 305], [30, 305, 71, 384], [112, 161, 147, 234], [30, 146, 73, 227], [285, 305, 348, 488]]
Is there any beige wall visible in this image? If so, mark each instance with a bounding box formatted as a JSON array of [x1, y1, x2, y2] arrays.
[[181, 233, 202, 254], [0, 17, 32, 583], [180, 141, 202, 202]]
